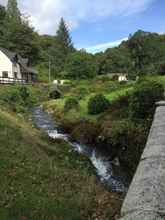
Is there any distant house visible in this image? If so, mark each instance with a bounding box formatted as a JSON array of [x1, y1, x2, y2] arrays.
[[110, 73, 128, 82], [118, 74, 128, 82], [0, 47, 38, 84]]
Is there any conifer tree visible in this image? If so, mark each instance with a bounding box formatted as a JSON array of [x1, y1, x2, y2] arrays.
[[7, 0, 21, 22], [49, 18, 75, 77], [56, 18, 74, 55]]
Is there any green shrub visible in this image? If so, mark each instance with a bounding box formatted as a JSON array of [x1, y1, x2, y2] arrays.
[[99, 119, 148, 175], [49, 89, 62, 99], [72, 86, 89, 100], [110, 120, 148, 175], [129, 81, 164, 120], [88, 94, 110, 115], [64, 97, 79, 111], [0, 86, 37, 112]]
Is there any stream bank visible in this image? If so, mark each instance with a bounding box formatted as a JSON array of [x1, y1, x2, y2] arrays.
[[32, 106, 130, 192]]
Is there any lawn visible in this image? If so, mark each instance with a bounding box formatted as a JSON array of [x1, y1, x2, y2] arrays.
[[44, 79, 134, 123]]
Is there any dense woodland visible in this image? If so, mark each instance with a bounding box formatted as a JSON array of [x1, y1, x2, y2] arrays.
[[1, 0, 165, 82]]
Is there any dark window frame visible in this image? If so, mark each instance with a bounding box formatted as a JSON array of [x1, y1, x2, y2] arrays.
[[14, 72, 18, 79], [2, 71, 8, 78]]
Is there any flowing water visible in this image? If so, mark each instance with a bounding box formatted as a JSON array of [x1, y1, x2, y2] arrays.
[[32, 106, 128, 192]]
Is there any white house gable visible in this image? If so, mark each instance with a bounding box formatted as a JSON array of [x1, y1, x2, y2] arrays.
[[0, 50, 13, 79], [0, 47, 38, 84]]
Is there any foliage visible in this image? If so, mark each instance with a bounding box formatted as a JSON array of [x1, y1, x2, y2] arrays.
[[0, 5, 6, 37], [64, 97, 79, 111], [65, 51, 97, 79], [7, 0, 21, 22], [56, 18, 74, 55], [96, 46, 132, 75], [0, 86, 38, 113], [46, 18, 75, 77], [1, 85, 49, 109], [129, 80, 164, 120], [88, 94, 110, 115], [0, 0, 40, 65], [71, 121, 100, 144], [71, 86, 89, 100], [49, 88, 62, 99], [107, 120, 148, 174]]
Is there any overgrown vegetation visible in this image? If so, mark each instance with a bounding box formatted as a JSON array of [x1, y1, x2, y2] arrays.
[[88, 94, 110, 115], [64, 97, 79, 111], [0, 85, 49, 113], [44, 76, 165, 176], [129, 80, 164, 120]]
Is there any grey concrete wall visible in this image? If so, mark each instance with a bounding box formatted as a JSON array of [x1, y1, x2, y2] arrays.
[[120, 101, 165, 220]]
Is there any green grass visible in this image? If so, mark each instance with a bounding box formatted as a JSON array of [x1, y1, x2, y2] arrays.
[[45, 76, 165, 124], [44, 79, 134, 123], [0, 109, 122, 220]]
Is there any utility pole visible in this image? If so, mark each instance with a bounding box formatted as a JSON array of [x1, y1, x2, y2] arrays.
[[49, 57, 51, 84]]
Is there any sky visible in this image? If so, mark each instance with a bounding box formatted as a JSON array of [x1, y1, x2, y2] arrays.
[[0, 0, 165, 53]]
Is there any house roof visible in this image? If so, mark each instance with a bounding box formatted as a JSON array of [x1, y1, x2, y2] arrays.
[[0, 47, 38, 74]]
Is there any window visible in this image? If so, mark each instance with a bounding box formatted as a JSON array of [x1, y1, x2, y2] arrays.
[[2, 71, 8, 78], [14, 72, 18, 79]]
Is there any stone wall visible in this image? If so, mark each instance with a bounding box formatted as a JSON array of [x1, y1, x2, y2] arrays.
[[120, 101, 165, 220]]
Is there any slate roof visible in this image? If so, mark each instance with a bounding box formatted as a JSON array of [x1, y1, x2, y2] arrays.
[[0, 47, 38, 74]]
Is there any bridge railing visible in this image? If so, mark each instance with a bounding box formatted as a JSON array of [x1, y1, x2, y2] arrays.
[[120, 101, 165, 220]]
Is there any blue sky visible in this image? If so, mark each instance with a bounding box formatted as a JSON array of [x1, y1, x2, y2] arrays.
[[72, 0, 165, 53], [0, 0, 164, 53]]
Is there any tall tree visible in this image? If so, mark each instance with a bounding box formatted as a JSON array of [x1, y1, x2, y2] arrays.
[[0, 0, 40, 64], [56, 18, 74, 55], [48, 18, 75, 77], [7, 0, 21, 22], [0, 5, 6, 36]]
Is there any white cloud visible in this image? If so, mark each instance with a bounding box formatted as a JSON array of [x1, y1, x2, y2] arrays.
[[85, 37, 128, 53], [0, 0, 155, 35]]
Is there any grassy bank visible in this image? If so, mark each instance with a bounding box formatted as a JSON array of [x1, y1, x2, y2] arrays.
[[0, 86, 123, 219], [44, 79, 134, 123], [43, 76, 165, 176]]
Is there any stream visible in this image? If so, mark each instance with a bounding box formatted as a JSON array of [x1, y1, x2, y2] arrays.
[[32, 106, 128, 193]]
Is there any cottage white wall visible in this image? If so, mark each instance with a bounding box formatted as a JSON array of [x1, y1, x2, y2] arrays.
[[118, 75, 128, 82], [0, 50, 13, 78]]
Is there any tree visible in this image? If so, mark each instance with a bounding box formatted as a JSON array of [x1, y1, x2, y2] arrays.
[[7, 0, 21, 22], [46, 18, 75, 77], [56, 18, 74, 55], [0, 5, 6, 37], [65, 51, 97, 79], [0, 16, 40, 64], [127, 30, 165, 76], [95, 46, 132, 76], [0, 0, 40, 65]]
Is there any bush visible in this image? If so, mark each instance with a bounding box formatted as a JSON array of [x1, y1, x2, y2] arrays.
[[88, 94, 110, 115], [99, 119, 149, 175], [71, 121, 100, 144], [49, 89, 62, 99], [72, 86, 89, 100], [109, 120, 148, 175], [64, 97, 79, 111], [129, 81, 164, 120], [0, 86, 37, 112]]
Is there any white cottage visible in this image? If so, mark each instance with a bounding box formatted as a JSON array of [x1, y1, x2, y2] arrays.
[[0, 47, 37, 84]]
